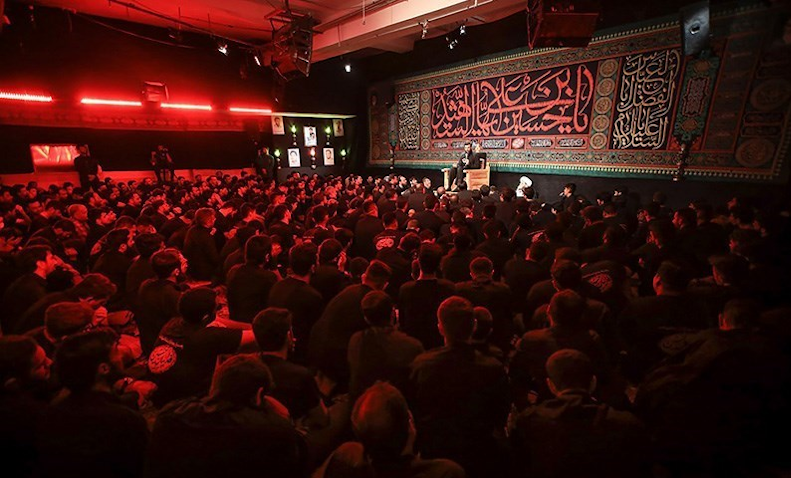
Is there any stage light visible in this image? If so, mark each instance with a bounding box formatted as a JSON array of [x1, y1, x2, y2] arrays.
[[217, 42, 229, 56], [161, 102, 212, 111], [344, 63, 352, 73], [81, 98, 142, 107], [229, 106, 272, 114], [459, 24, 466, 35], [0, 91, 53, 103]]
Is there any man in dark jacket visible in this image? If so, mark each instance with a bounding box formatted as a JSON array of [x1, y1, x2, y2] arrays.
[[227, 236, 279, 324], [183, 208, 220, 282], [136, 249, 185, 354]]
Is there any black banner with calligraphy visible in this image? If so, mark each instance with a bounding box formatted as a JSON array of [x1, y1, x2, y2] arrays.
[[431, 62, 596, 139], [369, 3, 791, 183]]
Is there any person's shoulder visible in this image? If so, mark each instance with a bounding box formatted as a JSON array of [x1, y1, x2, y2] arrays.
[[410, 456, 466, 478]]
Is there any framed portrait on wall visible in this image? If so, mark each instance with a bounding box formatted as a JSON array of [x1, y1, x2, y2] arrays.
[[333, 119, 344, 137], [304, 126, 317, 147], [271, 115, 285, 135], [323, 148, 335, 166], [287, 148, 301, 167]]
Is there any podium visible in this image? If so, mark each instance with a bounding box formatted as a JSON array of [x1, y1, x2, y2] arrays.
[[441, 158, 490, 191]]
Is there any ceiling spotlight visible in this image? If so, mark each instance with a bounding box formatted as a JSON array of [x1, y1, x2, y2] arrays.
[[344, 63, 352, 73], [254, 55, 262, 67], [217, 42, 228, 56], [420, 20, 428, 39], [459, 24, 466, 35]]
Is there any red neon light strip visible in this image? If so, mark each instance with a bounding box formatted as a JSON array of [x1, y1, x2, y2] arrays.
[[229, 107, 273, 114], [0, 91, 53, 103], [161, 102, 212, 111], [81, 98, 143, 107]]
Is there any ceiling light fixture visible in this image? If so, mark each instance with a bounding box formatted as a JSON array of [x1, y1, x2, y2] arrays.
[[344, 62, 352, 73], [81, 98, 142, 107], [0, 91, 53, 103], [217, 41, 228, 56]]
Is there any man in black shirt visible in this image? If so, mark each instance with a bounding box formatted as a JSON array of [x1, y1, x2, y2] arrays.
[[1, 246, 58, 334], [253, 307, 326, 425], [147, 288, 254, 406], [150, 145, 174, 183], [136, 249, 185, 354], [408, 296, 510, 478], [268, 243, 324, 363], [147, 354, 306, 478], [227, 235, 279, 323], [73, 144, 101, 191], [253, 146, 276, 180], [37, 329, 149, 478]]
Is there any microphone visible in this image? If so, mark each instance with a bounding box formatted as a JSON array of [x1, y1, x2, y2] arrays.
[[558, 191, 565, 197]]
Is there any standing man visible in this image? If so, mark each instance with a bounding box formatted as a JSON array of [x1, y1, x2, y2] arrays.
[[253, 145, 276, 180], [73, 144, 101, 191], [449, 141, 473, 191], [150, 145, 175, 183]]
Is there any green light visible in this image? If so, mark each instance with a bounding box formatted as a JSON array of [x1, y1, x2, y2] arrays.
[[274, 149, 281, 157], [324, 126, 331, 135], [290, 124, 297, 133], [340, 149, 347, 157]]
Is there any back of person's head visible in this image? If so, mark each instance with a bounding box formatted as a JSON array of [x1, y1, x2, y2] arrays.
[[70, 273, 117, 301], [19, 245, 51, 273], [555, 247, 582, 264], [361, 291, 394, 327], [710, 254, 749, 286], [452, 233, 472, 252], [362, 260, 391, 290], [104, 228, 131, 252], [178, 287, 217, 325], [244, 235, 271, 266], [351, 382, 413, 463], [581, 206, 602, 223], [55, 328, 119, 392], [45, 302, 95, 341], [648, 218, 675, 246], [528, 241, 551, 262], [472, 306, 493, 341], [194, 207, 215, 228], [655, 261, 689, 293], [151, 249, 181, 279], [135, 233, 164, 258], [318, 238, 344, 265], [551, 260, 582, 290], [398, 233, 421, 254], [209, 354, 272, 405], [289, 242, 318, 276], [546, 349, 595, 394], [438, 296, 475, 343], [603, 225, 627, 248], [480, 184, 491, 197], [545, 223, 564, 242], [483, 220, 502, 239], [362, 199, 377, 215], [547, 289, 586, 328], [470, 256, 494, 278], [417, 244, 443, 274], [311, 205, 329, 224], [482, 203, 497, 219], [253, 308, 292, 352], [382, 212, 397, 229], [501, 187, 516, 202], [0, 336, 44, 388], [720, 299, 760, 330]]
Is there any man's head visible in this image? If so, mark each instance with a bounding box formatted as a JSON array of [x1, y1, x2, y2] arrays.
[[289, 242, 318, 276], [195, 207, 216, 229], [45, 302, 96, 342], [546, 349, 596, 396], [417, 244, 443, 275], [361, 291, 394, 327], [135, 233, 164, 259], [547, 289, 586, 328], [0, 336, 52, 389], [209, 354, 272, 406], [253, 308, 294, 353], [244, 235, 271, 267], [151, 249, 183, 280], [178, 287, 217, 326], [470, 256, 494, 280], [318, 238, 344, 266], [437, 296, 475, 344], [472, 306, 493, 342], [20, 245, 57, 276], [54, 328, 121, 392], [362, 260, 391, 290], [551, 260, 582, 291], [563, 183, 576, 197], [653, 261, 689, 295], [710, 254, 749, 287], [719, 299, 759, 331], [351, 382, 415, 463]]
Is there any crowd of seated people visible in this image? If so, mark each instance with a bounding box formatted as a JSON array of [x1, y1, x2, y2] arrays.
[[0, 170, 790, 478]]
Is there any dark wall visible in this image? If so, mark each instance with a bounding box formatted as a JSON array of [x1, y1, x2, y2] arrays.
[[0, 125, 257, 173]]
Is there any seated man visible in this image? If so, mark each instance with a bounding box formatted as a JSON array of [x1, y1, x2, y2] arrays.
[[315, 382, 464, 478], [147, 354, 306, 478], [512, 349, 649, 478]]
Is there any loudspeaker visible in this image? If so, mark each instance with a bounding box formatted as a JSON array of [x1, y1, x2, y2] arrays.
[[272, 17, 313, 80], [680, 1, 710, 56]]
